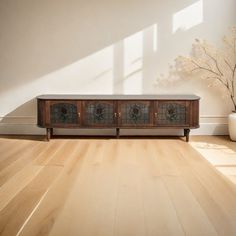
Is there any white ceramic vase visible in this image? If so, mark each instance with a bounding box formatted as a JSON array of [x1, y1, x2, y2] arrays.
[[228, 111, 236, 141]]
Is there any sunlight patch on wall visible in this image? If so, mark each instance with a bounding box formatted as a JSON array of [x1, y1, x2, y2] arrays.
[[123, 31, 143, 94], [33, 44, 115, 96], [153, 23, 158, 52], [75, 45, 114, 94], [172, 0, 203, 33], [36, 44, 114, 95]]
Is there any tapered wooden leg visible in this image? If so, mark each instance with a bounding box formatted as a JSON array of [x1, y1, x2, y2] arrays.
[[184, 128, 190, 142], [116, 128, 120, 139], [46, 128, 51, 141]]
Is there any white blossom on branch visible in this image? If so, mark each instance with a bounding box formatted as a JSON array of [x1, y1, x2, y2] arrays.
[[157, 27, 236, 111]]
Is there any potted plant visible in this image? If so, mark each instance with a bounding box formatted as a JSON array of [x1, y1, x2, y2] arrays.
[[169, 27, 236, 140]]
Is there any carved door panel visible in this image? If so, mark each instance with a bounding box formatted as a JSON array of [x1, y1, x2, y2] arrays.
[[82, 101, 116, 127], [46, 101, 81, 127], [155, 101, 190, 126], [118, 101, 153, 127]]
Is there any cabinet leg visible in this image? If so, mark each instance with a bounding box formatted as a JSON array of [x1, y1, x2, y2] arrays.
[[116, 128, 120, 139], [184, 129, 190, 142], [46, 128, 51, 141]]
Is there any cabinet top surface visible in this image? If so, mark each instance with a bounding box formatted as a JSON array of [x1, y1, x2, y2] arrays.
[[37, 94, 200, 100]]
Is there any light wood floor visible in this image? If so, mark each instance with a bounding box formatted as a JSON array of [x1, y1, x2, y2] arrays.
[[0, 136, 236, 236]]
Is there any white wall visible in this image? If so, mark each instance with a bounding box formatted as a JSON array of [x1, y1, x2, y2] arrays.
[[0, 0, 235, 135]]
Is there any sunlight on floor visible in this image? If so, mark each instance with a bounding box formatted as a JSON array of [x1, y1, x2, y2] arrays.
[[190, 141, 236, 185]]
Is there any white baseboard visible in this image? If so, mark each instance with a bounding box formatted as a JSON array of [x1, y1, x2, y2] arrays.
[[0, 124, 45, 135], [191, 123, 228, 135], [0, 123, 229, 136]]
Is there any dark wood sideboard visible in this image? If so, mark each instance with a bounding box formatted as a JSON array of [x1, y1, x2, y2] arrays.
[[37, 95, 200, 141]]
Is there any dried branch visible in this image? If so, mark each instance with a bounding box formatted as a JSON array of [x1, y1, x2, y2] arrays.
[[201, 44, 224, 76], [170, 27, 236, 111], [224, 59, 233, 73], [190, 60, 221, 77]]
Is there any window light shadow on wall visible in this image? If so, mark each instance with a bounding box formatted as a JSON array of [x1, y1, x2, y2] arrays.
[[153, 24, 158, 52], [0, 22, 161, 117], [112, 23, 158, 94], [124, 31, 143, 94], [190, 141, 236, 185], [172, 0, 203, 33]]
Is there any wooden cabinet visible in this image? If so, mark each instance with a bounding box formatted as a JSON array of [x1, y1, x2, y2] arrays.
[[37, 95, 200, 141]]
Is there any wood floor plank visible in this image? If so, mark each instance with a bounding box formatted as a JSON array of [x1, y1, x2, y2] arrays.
[[0, 142, 69, 235], [176, 141, 236, 219], [0, 165, 41, 211], [112, 140, 147, 236], [48, 140, 120, 236], [162, 175, 218, 236], [0, 136, 235, 236], [189, 136, 236, 189], [17, 141, 88, 236], [135, 140, 185, 236], [46, 140, 78, 166], [150, 140, 181, 177], [33, 141, 65, 166], [162, 140, 236, 235], [0, 165, 62, 236], [0, 142, 46, 186], [0, 141, 67, 212], [144, 140, 218, 236], [0, 139, 18, 157], [0, 141, 36, 171], [192, 136, 236, 153]]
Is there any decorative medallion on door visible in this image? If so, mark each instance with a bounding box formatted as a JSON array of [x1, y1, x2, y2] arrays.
[[50, 103, 78, 124]]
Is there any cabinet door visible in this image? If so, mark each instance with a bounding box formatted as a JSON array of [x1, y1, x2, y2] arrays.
[[118, 101, 153, 127], [155, 101, 189, 126], [46, 101, 81, 127], [82, 101, 116, 127]]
